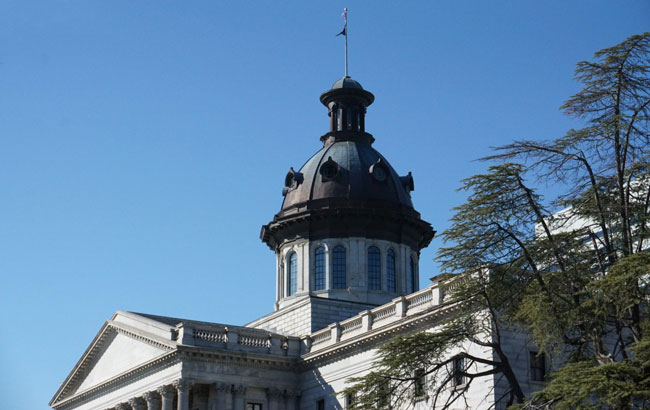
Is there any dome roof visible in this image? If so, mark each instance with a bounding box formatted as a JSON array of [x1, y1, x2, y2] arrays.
[[261, 76, 434, 251], [280, 140, 414, 213], [331, 76, 364, 90]]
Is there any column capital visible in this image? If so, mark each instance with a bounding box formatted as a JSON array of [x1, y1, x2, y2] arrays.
[[143, 391, 161, 407], [115, 404, 130, 410], [157, 384, 176, 400], [173, 378, 193, 394], [285, 389, 301, 399], [128, 397, 147, 410], [266, 387, 283, 399], [232, 384, 247, 396]]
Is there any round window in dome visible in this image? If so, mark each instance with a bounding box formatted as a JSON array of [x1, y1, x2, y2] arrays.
[[369, 158, 388, 182], [320, 157, 340, 181]]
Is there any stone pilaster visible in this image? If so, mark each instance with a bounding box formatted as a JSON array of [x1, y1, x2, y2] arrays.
[[174, 379, 193, 410], [157, 385, 176, 410], [213, 383, 231, 410], [129, 397, 147, 410], [266, 387, 283, 410], [285, 390, 301, 410], [232, 385, 247, 410], [143, 391, 161, 410]]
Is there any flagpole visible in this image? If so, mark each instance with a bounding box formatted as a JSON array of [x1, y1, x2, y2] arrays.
[[344, 8, 348, 77]]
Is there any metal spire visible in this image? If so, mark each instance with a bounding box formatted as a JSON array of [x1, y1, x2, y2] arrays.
[[343, 8, 348, 77], [337, 8, 349, 77]]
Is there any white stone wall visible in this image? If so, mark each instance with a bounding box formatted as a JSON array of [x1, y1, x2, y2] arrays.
[[247, 296, 379, 336], [298, 328, 500, 410]]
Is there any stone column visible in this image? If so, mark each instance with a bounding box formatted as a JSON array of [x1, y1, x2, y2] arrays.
[[213, 383, 231, 410], [285, 390, 300, 410], [157, 385, 176, 410], [232, 385, 247, 410], [129, 398, 147, 410], [143, 391, 162, 410], [266, 388, 283, 410], [174, 379, 193, 410]]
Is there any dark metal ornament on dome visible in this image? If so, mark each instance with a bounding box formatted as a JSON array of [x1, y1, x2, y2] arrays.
[[260, 77, 435, 252]]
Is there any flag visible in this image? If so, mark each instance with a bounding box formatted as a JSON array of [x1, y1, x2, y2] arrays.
[[337, 8, 347, 36]]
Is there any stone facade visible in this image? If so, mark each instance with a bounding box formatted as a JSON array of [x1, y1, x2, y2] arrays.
[[50, 283, 544, 410], [246, 296, 379, 336], [50, 74, 538, 410]]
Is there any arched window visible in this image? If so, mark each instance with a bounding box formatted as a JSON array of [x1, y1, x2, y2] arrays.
[[314, 247, 325, 291], [368, 246, 381, 290], [332, 245, 346, 289], [387, 249, 396, 293], [409, 256, 417, 293], [288, 252, 297, 296]]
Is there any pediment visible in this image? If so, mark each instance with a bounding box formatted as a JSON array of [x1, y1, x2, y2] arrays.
[[74, 328, 168, 393], [51, 312, 176, 406]]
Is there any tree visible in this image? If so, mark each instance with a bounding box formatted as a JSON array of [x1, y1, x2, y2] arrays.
[[344, 33, 650, 409]]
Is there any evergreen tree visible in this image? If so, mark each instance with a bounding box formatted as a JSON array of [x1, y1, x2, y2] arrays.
[[344, 33, 650, 409]]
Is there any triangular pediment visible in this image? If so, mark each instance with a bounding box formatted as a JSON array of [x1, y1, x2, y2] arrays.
[[51, 312, 177, 406], [75, 328, 168, 393]]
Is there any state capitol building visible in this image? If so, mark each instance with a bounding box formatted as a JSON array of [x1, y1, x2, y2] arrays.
[[50, 74, 542, 410]]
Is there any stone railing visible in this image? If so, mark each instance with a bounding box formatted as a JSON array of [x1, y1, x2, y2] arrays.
[[340, 317, 362, 332], [178, 323, 301, 357], [371, 304, 396, 323], [193, 328, 228, 343], [302, 283, 444, 354], [238, 333, 271, 348], [310, 328, 332, 346]]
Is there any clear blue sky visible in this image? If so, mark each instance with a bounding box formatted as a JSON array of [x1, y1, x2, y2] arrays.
[[0, 2, 647, 409]]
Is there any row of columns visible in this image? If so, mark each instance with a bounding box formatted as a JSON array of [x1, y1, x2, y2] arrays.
[[108, 380, 300, 410]]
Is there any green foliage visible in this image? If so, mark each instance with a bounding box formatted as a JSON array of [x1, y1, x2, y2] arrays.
[[526, 354, 650, 409], [346, 32, 650, 410], [343, 312, 504, 409]]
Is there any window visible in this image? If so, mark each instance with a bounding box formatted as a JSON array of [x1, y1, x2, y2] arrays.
[[409, 256, 417, 292], [332, 245, 347, 289], [387, 249, 396, 293], [345, 393, 355, 409], [368, 246, 381, 290], [414, 368, 426, 397], [530, 351, 546, 382], [288, 252, 297, 296], [314, 247, 325, 290], [316, 399, 325, 410], [246, 404, 262, 410], [453, 356, 465, 386]]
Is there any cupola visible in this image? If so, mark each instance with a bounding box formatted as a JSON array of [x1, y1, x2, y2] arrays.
[[319, 76, 375, 146], [259, 76, 435, 323]]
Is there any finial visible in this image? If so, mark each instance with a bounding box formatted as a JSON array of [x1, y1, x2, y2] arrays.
[[336, 8, 349, 77]]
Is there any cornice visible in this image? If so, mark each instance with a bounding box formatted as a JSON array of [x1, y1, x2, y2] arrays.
[[178, 345, 298, 371], [51, 321, 176, 407], [52, 351, 179, 409], [108, 322, 176, 352]]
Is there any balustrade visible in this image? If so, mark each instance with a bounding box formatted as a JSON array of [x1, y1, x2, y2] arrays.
[[306, 283, 445, 353]]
